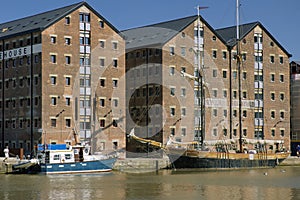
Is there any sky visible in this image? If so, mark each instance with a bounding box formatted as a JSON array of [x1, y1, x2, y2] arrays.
[[0, 0, 299, 59]]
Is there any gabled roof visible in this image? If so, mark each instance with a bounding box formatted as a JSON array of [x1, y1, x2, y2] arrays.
[[122, 15, 225, 51], [290, 61, 300, 66], [216, 22, 258, 46], [216, 21, 292, 57], [0, 1, 120, 40]]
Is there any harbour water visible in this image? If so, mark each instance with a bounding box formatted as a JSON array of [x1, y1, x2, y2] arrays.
[[1, 166, 300, 200]]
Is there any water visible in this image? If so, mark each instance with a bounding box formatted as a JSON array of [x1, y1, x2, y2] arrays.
[[1, 166, 300, 200]]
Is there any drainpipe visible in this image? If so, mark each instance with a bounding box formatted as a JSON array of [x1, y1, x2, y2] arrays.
[[30, 33, 34, 157], [1, 39, 4, 149]]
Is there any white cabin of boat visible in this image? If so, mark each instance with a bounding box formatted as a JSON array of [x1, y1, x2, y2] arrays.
[[38, 144, 91, 164]]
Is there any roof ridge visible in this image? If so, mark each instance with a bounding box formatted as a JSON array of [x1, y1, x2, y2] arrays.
[[121, 15, 198, 32], [215, 21, 259, 31], [145, 15, 198, 27]]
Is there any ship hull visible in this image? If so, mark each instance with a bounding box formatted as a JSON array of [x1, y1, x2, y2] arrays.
[[39, 157, 117, 174], [167, 150, 289, 169]]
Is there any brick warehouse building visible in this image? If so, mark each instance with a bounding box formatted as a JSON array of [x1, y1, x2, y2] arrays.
[[290, 61, 300, 155], [123, 15, 291, 157], [0, 2, 126, 156], [122, 16, 226, 157]]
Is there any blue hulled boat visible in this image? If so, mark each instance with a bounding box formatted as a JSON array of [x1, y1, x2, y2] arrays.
[[37, 144, 117, 175]]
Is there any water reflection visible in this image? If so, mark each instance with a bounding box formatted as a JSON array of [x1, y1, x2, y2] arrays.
[[0, 167, 300, 200]]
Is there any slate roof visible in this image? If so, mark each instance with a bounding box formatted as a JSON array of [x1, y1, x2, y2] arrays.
[[0, 1, 120, 40], [122, 15, 291, 58], [122, 15, 225, 51], [215, 22, 258, 46], [216, 21, 291, 57], [291, 61, 300, 65]]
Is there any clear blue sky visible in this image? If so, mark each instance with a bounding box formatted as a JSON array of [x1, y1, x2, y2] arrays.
[[1, 0, 299, 60]]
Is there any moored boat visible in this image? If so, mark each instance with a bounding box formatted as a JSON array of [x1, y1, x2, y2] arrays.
[[128, 130, 289, 169], [167, 151, 289, 169], [166, 140, 289, 169], [36, 143, 117, 175], [9, 158, 40, 174]]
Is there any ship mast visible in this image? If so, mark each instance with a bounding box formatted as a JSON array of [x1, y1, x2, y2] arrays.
[[195, 5, 207, 148], [236, 0, 243, 152]]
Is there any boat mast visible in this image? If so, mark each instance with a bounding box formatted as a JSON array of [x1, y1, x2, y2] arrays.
[[197, 5, 202, 147], [195, 5, 207, 147], [236, 0, 243, 152]]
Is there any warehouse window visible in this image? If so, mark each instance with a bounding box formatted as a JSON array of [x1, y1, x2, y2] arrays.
[[99, 98, 105, 107], [65, 119, 71, 128], [51, 97, 57, 106], [65, 16, 70, 25], [50, 36, 56, 44], [100, 78, 105, 87], [222, 51, 227, 59], [222, 70, 227, 78], [50, 76, 57, 85], [100, 58, 105, 67], [100, 119, 105, 128], [50, 55, 56, 64], [51, 119, 57, 127], [66, 97, 71, 106], [279, 56, 284, 64], [112, 42, 118, 50], [270, 74, 275, 82], [280, 93, 285, 101], [279, 74, 284, 82], [65, 56, 71, 65], [170, 107, 175, 117], [80, 13, 90, 23], [112, 79, 118, 88], [65, 37, 71, 45], [112, 59, 118, 68], [170, 46, 175, 56], [100, 40, 105, 48], [65, 77, 71, 86], [212, 50, 217, 58], [99, 21, 104, 28], [270, 55, 275, 63]]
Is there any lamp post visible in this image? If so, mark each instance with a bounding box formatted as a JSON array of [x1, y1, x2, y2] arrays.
[[56, 109, 65, 142]]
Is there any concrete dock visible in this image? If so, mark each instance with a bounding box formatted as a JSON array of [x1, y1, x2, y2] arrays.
[[279, 156, 300, 166], [113, 157, 171, 173], [0, 157, 171, 174], [0, 158, 19, 174], [1, 156, 299, 174]]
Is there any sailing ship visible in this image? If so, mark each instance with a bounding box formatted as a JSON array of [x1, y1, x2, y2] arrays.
[[128, 129, 288, 169], [128, 1, 290, 169], [165, 138, 288, 169]]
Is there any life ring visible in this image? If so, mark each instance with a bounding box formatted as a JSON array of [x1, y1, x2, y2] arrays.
[[84, 147, 90, 155]]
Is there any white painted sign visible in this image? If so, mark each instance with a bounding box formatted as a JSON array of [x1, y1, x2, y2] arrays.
[[0, 44, 42, 60]]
